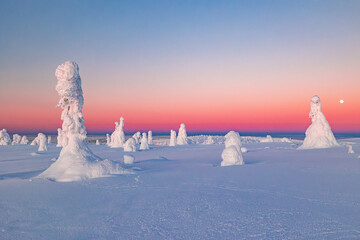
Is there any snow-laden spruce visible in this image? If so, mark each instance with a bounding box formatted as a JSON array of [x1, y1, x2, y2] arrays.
[[20, 136, 29, 145], [299, 95, 339, 149], [221, 131, 244, 166], [96, 140, 100, 145], [0, 129, 11, 145], [169, 130, 177, 146], [148, 130, 153, 145], [47, 136, 51, 144], [124, 137, 136, 152], [109, 117, 125, 148], [37, 133, 48, 152], [38, 61, 126, 182], [176, 123, 188, 145], [12, 134, 21, 145], [56, 128, 64, 147], [132, 132, 141, 144], [204, 136, 215, 145], [140, 133, 149, 150]]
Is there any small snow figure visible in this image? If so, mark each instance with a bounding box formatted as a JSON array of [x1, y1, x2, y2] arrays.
[[169, 130, 177, 146], [348, 145, 355, 154], [124, 138, 136, 152], [56, 128, 63, 147], [48, 136, 52, 144], [38, 61, 123, 182], [176, 123, 188, 145], [299, 95, 339, 149], [106, 133, 110, 146], [12, 134, 21, 145], [109, 117, 126, 148], [221, 131, 244, 167], [261, 135, 273, 143], [0, 129, 11, 145], [148, 130, 153, 145], [204, 136, 215, 145], [96, 140, 100, 145], [37, 133, 48, 152], [140, 133, 149, 150], [20, 136, 29, 144], [123, 154, 135, 164]]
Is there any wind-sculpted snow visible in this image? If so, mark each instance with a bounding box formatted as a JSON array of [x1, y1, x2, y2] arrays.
[[169, 130, 177, 146], [124, 137, 136, 152], [37, 133, 48, 152], [38, 61, 126, 182], [299, 95, 339, 149], [221, 131, 244, 166], [11, 134, 21, 145], [0, 129, 11, 145], [109, 117, 125, 148], [176, 123, 188, 145]]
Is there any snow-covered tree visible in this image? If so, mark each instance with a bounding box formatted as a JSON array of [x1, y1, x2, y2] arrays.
[[140, 132, 149, 150], [124, 137, 136, 152], [0, 129, 11, 145], [261, 135, 273, 143], [176, 123, 188, 145], [169, 130, 176, 146], [298, 95, 339, 149], [56, 128, 64, 147], [96, 140, 100, 145], [12, 134, 21, 145], [204, 136, 215, 145], [109, 117, 126, 148], [132, 131, 141, 144], [106, 134, 110, 146], [39, 61, 122, 182], [20, 136, 29, 145], [148, 130, 153, 145], [37, 133, 48, 152], [221, 131, 244, 166], [47, 136, 52, 144]]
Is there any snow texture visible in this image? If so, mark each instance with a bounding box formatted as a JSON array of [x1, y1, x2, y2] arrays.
[[38, 61, 125, 182], [47, 136, 51, 144], [169, 130, 177, 146], [176, 123, 188, 145], [123, 154, 134, 164], [109, 117, 125, 148], [12, 134, 21, 145], [299, 95, 339, 149], [106, 134, 110, 146], [241, 147, 248, 153], [148, 130, 153, 145], [56, 128, 64, 147], [37, 133, 48, 152], [221, 131, 244, 166], [140, 133, 149, 150], [204, 136, 215, 145], [124, 138, 136, 152], [0, 129, 11, 145]]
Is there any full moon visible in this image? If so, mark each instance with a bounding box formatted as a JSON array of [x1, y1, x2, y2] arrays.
[[340, 99, 344, 104]]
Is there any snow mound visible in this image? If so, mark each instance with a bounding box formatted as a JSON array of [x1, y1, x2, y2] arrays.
[[241, 147, 248, 153], [124, 154, 135, 164], [140, 133, 149, 150], [0, 129, 11, 145], [299, 95, 339, 149], [221, 131, 244, 166], [37, 133, 48, 152], [38, 61, 126, 182], [348, 145, 355, 154], [169, 130, 177, 146], [124, 138, 136, 152], [176, 123, 188, 145]]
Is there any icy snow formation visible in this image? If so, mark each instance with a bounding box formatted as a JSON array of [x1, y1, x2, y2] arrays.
[[12, 134, 21, 145], [38, 61, 124, 182], [221, 131, 244, 167], [169, 130, 177, 146], [56, 128, 64, 147], [261, 135, 273, 143], [124, 138, 136, 152], [241, 147, 248, 153], [123, 154, 135, 164], [0, 129, 11, 145], [106, 134, 110, 146], [140, 133, 149, 150], [148, 131, 153, 145], [109, 117, 125, 148], [47, 136, 52, 144], [204, 136, 215, 145], [348, 145, 355, 154], [132, 132, 141, 144], [20, 136, 29, 145], [37, 133, 48, 152], [299, 95, 339, 149], [176, 123, 188, 145], [96, 140, 100, 145]]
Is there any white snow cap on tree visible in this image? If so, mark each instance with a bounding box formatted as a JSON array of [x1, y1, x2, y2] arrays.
[[109, 117, 126, 148], [12, 134, 21, 145], [204, 136, 215, 145], [298, 95, 339, 149], [176, 123, 188, 145], [38, 61, 124, 182], [140, 132, 149, 150], [221, 131, 244, 166], [20, 136, 29, 145], [0, 129, 11, 145], [124, 137, 136, 152], [47, 136, 52, 144], [148, 130, 153, 145], [37, 133, 48, 152], [106, 134, 110, 146], [169, 130, 177, 146]]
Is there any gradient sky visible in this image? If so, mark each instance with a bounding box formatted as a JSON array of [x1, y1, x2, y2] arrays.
[[0, 0, 359, 134]]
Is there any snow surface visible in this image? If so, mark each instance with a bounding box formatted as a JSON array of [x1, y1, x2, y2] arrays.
[[1, 137, 360, 239]]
